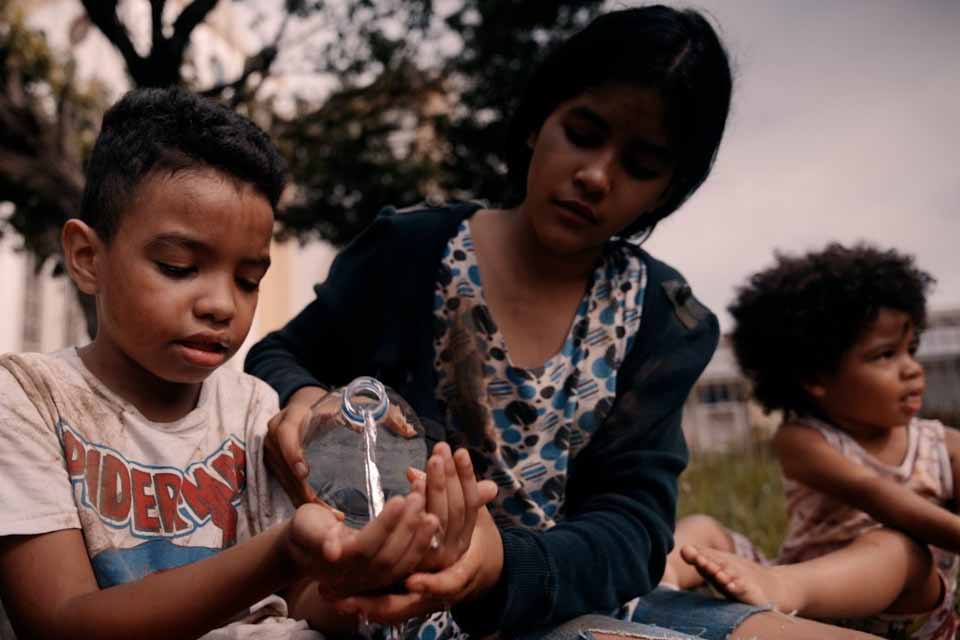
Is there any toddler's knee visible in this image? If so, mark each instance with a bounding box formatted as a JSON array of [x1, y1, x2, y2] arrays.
[[861, 527, 931, 567], [861, 527, 938, 604]]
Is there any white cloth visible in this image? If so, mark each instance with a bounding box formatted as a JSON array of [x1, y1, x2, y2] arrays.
[[0, 349, 322, 639]]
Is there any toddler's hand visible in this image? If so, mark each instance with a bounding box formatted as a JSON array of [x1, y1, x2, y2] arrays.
[[285, 494, 439, 600]]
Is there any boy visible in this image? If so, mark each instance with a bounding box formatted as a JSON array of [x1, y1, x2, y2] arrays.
[[0, 87, 439, 639]]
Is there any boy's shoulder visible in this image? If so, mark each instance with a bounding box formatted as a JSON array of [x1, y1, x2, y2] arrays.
[[0, 349, 91, 406], [207, 364, 280, 411]]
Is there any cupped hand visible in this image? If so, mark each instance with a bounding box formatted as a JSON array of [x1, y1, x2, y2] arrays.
[[286, 494, 440, 601], [408, 443, 498, 572], [332, 505, 504, 623]]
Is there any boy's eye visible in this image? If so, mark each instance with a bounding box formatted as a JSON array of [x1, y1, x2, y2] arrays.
[[156, 262, 195, 278]]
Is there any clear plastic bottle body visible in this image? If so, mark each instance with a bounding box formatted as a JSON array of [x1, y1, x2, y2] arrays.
[[303, 377, 428, 528]]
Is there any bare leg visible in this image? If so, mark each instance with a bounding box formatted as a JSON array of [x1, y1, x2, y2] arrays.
[[730, 611, 883, 640], [681, 527, 941, 619], [662, 514, 736, 589]]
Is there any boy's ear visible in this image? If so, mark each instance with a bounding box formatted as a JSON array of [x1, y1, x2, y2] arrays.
[[61, 219, 103, 295]]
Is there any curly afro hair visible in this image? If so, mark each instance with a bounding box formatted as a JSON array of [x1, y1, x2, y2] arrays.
[[729, 243, 935, 415], [80, 86, 286, 243]]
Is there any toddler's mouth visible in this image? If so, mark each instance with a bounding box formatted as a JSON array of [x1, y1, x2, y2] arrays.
[[902, 389, 923, 412]]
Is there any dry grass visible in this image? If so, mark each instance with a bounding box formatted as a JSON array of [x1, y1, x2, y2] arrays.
[[676, 441, 786, 559]]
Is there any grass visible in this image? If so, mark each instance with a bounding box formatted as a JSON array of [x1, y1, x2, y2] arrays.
[[676, 441, 786, 559], [676, 443, 960, 613]]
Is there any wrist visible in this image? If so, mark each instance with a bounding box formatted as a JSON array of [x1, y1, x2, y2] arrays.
[[274, 517, 305, 580], [288, 386, 330, 410]]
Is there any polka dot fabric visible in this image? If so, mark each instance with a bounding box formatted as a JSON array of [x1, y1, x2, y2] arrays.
[[414, 222, 647, 639], [433, 221, 646, 531]]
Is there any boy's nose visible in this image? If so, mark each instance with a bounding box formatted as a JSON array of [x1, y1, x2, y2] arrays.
[[194, 283, 235, 323]]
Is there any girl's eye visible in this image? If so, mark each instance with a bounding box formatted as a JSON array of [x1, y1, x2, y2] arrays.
[[156, 263, 195, 278], [622, 157, 661, 180], [564, 124, 603, 148]]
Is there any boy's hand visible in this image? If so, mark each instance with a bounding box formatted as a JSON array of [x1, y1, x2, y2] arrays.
[[333, 505, 504, 623], [285, 494, 440, 600]]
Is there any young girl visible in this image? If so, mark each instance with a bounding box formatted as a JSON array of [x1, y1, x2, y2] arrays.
[[246, 7, 878, 640], [666, 244, 959, 640]]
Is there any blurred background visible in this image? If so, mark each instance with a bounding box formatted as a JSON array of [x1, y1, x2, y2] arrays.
[[0, 6, 957, 636], [0, 2, 958, 561]]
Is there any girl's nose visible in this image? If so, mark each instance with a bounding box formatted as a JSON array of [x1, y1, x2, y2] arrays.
[[574, 154, 612, 198]]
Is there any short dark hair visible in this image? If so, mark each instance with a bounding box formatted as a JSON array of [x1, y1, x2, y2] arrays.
[[504, 5, 732, 237], [80, 87, 286, 242], [729, 243, 935, 415]]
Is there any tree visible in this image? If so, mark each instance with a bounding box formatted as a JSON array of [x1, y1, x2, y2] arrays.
[[276, 1, 605, 244], [0, 0, 605, 335]]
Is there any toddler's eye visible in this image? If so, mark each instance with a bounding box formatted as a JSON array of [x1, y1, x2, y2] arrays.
[[237, 278, 261, 293], [156, 262, 195, 278]]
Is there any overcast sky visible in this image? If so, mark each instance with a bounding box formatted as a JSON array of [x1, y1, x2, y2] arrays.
[[5, 1, 958, 347], [633, 0, 960, 329]]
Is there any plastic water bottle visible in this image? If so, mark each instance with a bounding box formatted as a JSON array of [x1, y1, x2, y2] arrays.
[[303, 377, 427, 639]]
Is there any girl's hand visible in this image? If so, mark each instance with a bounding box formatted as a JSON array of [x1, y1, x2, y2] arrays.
[[408, 443, 498, 571], [333, 505, 504, 623], [265, 386, 343, 518], [285, 495, 440, 600]]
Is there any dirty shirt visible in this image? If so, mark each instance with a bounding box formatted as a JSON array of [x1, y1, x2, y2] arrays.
[[0, 349, 318, 639]]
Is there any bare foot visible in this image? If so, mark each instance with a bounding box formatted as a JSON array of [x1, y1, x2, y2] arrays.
[[659, 562, 679, 589], [680, 545, 798, 613]]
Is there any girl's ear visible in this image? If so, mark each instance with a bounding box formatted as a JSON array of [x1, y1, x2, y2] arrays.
[[61, 219, 103, 295], [802, 380, 827, 399]]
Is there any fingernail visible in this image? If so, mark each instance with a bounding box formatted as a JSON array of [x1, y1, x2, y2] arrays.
[[295, 462, 309, 478], [409, 467, 427, 479]]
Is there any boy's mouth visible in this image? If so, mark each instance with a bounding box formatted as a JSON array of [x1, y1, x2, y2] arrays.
[[175, 335, 231, 367]]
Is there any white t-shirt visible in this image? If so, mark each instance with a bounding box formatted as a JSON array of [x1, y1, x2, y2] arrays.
[[0, 349, 321, 639]]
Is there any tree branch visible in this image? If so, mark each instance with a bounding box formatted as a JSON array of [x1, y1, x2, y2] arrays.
[[150, 0, 166, 55], [169, 0, 220, 57], [79, 0, 143, 78]]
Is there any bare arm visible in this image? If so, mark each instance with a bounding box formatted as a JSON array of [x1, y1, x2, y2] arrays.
[[774, 423, 960, 552], [0, 498, 437, 640], [0, 522, 296, 640], [944, 425, 960, 510]]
